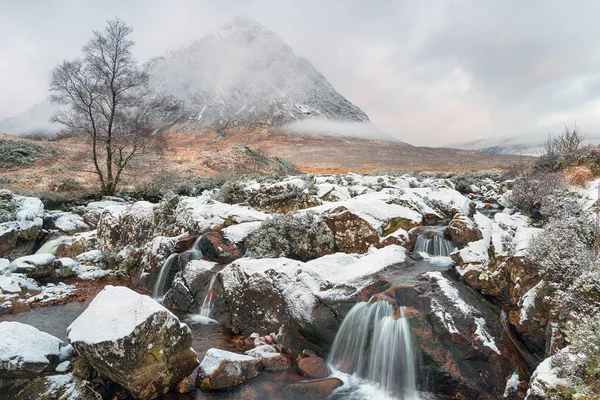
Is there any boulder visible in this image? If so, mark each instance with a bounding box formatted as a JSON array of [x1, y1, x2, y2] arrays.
[[0, 192, 44, 257], [0, 321, 64, 378], [244, 345, 292, 371], [83, 198, 126, 227], [197, 232, 243, 263], [283, 378, 343, 400], [322, 206, 380, 253], [44, 211, 90, 235], [222, 221, 263, 243], [163, 259, 220, 312], [196, 349, 262, 390], [9, 254, 59, 279], [297, 356, 330, 379], [445, 213, 483, 247], [219, 245, 412, 352], [74, 250, 106, 268], [67, 285, 198, 400], [66, 230, 98, 258]]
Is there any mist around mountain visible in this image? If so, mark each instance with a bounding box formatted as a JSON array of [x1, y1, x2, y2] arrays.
[[0, 16, 400, 143], [449, 132, 600, 156]]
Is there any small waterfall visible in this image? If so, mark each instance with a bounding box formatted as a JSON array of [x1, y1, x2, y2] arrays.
[[199, 275, 217, 318], [152, 236, 204, 300], [153, 253, 179, 299], [328, 300, 420, 398], [414, 235, 455, 257], [36, 236, 72, 255]]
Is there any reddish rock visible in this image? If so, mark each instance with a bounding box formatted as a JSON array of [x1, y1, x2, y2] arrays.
[[283, 378, 343, 400], [175, 235, 199, 253], [445, 213, 482, 247], [297, 356, 330, 379], [198, 232, 243, 263], [323, 206, 380, 253]]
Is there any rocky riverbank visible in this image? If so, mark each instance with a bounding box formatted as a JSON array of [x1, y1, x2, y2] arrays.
[[0, 171, 582, 399]]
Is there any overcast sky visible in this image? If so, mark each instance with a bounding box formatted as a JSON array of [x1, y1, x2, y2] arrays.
[[2, 0, 600, 145]]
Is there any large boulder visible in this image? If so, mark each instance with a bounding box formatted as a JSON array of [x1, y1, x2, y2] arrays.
[[196, 349, 262, 390], [390, 271, 522, 399], [67, 285, 198, 400], [219, 245, 412, 352], [9, 254, 59, 280], [0, 321, 65, 378], [0, 191, 44, 258], [197, 232, 243, 263], [453, 212, 542, 306]]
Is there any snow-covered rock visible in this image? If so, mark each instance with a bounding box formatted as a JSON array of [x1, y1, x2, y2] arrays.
[[68, 230, 98, 258], [244, 344, 291, 371], [44, 211, 89, 235], [175, 193, 268, 234], [0, 321, 64, 378], [0, 192, 44, 256], [83, 199, 127, 227], [164, 259, 219, 312], [526, 349, 574, 399], [74, 250, 105, 268], [9, 254, 59, 279], [196, 348, 261, 390], [67, 285, 198, 399], [222, 221, 263, 243], [16, 373, 101, 400], [219, 245, 411, 351]]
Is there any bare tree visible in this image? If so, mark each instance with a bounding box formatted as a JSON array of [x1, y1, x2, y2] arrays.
[[49, 18, 175, 195]]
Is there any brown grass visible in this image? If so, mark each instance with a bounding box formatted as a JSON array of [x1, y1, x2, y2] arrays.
[[565, 166, 593, 186]]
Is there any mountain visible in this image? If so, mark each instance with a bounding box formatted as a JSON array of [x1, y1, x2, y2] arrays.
[[449, 133, 600, 156], [2, 16, 398, 142], [146, 16, 370, 131], [0, 97, 62, 137]]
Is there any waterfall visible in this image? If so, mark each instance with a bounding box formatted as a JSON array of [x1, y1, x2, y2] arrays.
[[36, 236, 72, 255], [199, 275, 217, 318], [152, 236, 204, 300], [153, 253, 179, 299], [328, 300, 420, 398], [186, 275, 218, 325], [414, 235, 455, 257]]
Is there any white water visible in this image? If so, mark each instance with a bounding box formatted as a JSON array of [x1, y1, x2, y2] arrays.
[[328, 300, 420, 399], [153, 253, 179, 299], [152, 236, 204, 300], [35, 236, 72, 255], [414, 235, 455, 257], [187, 275, 219, 325]]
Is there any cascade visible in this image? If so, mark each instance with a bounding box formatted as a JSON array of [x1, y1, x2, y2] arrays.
[[35, 236, 72, 255], [328, 300, 420, 398], [414, 235, 455, 257], [198, 275, 217, 318], [152, 236, 204, 300]]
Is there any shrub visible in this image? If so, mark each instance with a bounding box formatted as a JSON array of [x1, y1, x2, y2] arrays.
[[527, 217, 595, 290], [565, 311, 600, 395], [535, 125, 585, 172], [48, 176, 82, 192], [564, 166, 593, 186], [0, 137, 54, 169], [539, 189, 587, 220], [509, 171, 564, 217], [215, 181, 249, 204], [245, 212, 335, 261]]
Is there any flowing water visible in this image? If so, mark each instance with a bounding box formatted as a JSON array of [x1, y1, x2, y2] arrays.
[[413, 235, 455, 257], [153, 236, 205, 299], [35, 236, 72, 255], [328, 301, 420, 399]]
